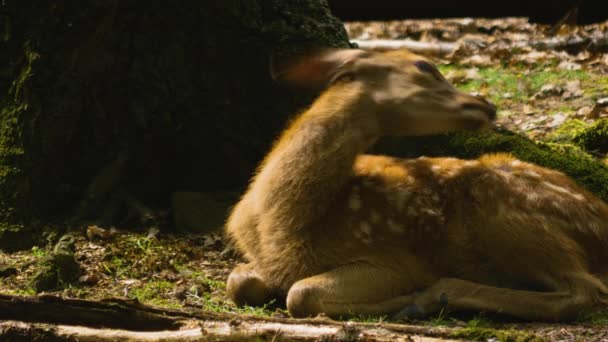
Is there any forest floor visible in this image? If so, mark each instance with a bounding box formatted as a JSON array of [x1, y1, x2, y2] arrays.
[[1, 17, 608, 342]]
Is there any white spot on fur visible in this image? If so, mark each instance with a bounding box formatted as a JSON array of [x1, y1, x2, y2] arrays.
[[526, 192, 540, 202], [523, 170, 540, 178], [421, 208, 441, 217], [572, 193, 585, 201], [511, 160, 522, 167], [542, 181, 584, 200], [387, 219, 405, 234], [464, 161, 479, 167], [446, 169, 460, 178], [431, 165, 442, 173]]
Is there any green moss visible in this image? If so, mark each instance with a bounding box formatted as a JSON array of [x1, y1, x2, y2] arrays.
[[437, 64, 594, 108], [374, 128, 608, 202], [578, 307, 608, 325], [129, 280, 181, 308], [452, 327, 544, 342], [30, 234, 80, 292], [573, 119, 608, 153], [545, 119, 588, 144]]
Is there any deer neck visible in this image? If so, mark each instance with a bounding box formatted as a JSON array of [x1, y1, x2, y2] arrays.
[[251, 86, 379, 231]]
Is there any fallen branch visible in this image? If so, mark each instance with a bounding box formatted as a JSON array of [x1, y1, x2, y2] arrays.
[[0, 320, 460, 342], [352, 39, 456, 56], [352, 31, 608, 55], [0, 294, 460, 341]]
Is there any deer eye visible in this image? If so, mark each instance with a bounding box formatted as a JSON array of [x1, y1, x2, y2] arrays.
[[414, 60, 436, 74], [331, 72, 356, 84]]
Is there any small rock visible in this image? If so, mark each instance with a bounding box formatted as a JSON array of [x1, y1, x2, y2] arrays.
[[549, 113, 567, 128], [534, 84, 563, 99]]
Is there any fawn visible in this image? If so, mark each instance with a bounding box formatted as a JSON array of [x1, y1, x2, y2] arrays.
[[225, 49, 608, 321]]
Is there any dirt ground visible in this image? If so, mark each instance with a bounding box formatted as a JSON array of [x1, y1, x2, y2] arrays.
[[1, 17, 608, 342]]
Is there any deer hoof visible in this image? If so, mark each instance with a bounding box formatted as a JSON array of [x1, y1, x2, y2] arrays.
[[392, 304, 426, 320]]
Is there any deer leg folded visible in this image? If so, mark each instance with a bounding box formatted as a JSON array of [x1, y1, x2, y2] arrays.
[[395, 276, 604, 321], [286, 263, 421, 318]]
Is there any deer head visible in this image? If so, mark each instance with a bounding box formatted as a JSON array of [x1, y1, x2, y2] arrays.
[[272, 49, 496, 136]]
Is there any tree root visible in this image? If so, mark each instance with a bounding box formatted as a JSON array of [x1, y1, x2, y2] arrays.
[[0, 294, 460, 341]]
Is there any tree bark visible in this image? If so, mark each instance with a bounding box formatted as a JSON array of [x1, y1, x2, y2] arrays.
[[0, 1, 349, 248]]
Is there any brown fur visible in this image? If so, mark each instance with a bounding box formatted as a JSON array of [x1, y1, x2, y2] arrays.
[[225, 49, 608, 321]]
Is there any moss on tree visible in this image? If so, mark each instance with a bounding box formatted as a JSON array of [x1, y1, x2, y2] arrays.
[[374, 128, 608, 202], [573, 118, 608, 154]]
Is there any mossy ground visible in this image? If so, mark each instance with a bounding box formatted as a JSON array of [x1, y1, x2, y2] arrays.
[[438, 64, 604, 110]]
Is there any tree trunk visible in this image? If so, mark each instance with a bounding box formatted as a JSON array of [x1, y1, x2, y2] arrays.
[[0, 0, 349, 249]]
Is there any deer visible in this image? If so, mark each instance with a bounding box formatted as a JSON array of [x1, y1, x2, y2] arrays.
[[224, 48, 608, 321]]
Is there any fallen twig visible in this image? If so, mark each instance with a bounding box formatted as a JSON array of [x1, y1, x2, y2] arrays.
[[0, 294, 461, 341], [352, 31, 608, 55]]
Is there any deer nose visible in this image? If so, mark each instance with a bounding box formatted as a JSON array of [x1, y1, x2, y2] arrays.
[[461, 95, 497, 121]]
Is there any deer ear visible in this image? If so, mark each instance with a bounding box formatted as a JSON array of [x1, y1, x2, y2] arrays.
[[270, 49, 363, 89]]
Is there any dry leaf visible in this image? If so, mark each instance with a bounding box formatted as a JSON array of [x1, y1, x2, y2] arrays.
[[563, 80, 583, 99], [86, 225, 117, 241], [577, 106, 592, 117], [523, 105, 536, 115]]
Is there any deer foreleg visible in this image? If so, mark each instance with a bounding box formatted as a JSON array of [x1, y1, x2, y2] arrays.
[[286, 263, 420, 318], [395, 276, 603, 321]]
